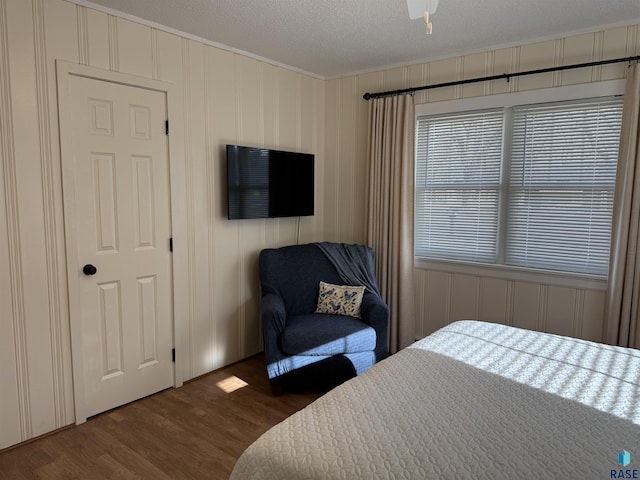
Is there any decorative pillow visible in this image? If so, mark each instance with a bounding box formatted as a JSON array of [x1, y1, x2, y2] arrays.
[[315, 281, 365, 318]]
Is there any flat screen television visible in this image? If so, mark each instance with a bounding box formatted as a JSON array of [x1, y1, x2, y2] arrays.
[[226, 144, 315, 220]]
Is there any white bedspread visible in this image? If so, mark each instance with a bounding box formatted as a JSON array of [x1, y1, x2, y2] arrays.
[[230, 321, 640, 479]]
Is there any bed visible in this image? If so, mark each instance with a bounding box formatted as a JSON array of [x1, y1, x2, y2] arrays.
[[230, 320, 640, 479]]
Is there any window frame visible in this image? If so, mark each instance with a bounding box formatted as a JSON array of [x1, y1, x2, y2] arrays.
[[414, 80, 625, 291]]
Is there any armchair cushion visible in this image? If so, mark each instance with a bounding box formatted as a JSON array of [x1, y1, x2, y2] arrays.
[[281, 314, 376, 356], [315, 281, 365, 318]]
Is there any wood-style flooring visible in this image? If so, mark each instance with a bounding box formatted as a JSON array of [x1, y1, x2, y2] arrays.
[[0, 354, 322, 479]]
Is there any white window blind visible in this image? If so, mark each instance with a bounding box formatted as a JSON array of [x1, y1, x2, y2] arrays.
[[507, 98, 623, 275], [415, 110, 504, 262], [415, 96, 623, 277]]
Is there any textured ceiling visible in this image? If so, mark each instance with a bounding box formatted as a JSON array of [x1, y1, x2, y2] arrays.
[[78, 0, 640, 78]]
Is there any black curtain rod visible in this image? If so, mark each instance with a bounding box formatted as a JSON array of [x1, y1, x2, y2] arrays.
[[362, 55, 640, 100]]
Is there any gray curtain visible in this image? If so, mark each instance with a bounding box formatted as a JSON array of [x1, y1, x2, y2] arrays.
[[365, 94, 416, 353], [604, 64, 640, 348]]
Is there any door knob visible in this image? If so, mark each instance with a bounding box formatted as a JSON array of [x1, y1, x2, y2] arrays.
[[83, 264, 97, 276]]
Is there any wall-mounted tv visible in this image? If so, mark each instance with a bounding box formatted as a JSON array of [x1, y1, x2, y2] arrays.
[[226, 144, 315, 220]]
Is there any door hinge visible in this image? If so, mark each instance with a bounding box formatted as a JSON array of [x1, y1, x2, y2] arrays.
[[172, 348, 176, 363], [165, 120, 169, 135], [169, 237, 173, 252]]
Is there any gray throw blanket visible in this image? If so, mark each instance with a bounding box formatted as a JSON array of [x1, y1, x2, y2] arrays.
[[314, 242, 381, 296]]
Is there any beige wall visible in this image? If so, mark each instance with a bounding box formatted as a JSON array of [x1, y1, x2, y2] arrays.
[[325, 25, 640, 342], [0, 0, 324, 449]]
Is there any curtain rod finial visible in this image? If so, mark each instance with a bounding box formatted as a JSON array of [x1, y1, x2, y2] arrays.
[[363, 92, 372, 100]]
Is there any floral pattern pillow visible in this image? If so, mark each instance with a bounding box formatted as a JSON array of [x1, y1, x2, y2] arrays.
[[315, 281, 365, 318]]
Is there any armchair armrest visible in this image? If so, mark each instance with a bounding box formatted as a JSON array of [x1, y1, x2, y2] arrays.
[[360, 292, 389, 362], [261, 292, 289, 381], [261, 292, 286, 332]]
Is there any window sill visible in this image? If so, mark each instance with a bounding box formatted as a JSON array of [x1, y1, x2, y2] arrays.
[[414, 257, 607, 291]]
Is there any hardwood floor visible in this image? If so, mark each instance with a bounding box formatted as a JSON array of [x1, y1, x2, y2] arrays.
[[0, 355, 322, 479]]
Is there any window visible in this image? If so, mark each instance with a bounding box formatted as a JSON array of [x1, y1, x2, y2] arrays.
[[415, 96, 623, 277]]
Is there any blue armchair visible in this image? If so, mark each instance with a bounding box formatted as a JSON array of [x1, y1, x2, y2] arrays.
[[259, 242, 389, 393]]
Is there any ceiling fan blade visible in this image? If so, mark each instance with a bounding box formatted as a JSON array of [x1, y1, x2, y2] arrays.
[[406, 0, 425, 19], [406, 0, 439, 19]]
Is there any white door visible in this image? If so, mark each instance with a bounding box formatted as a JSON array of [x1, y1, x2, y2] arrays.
[[65, 75, 173, 417]]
